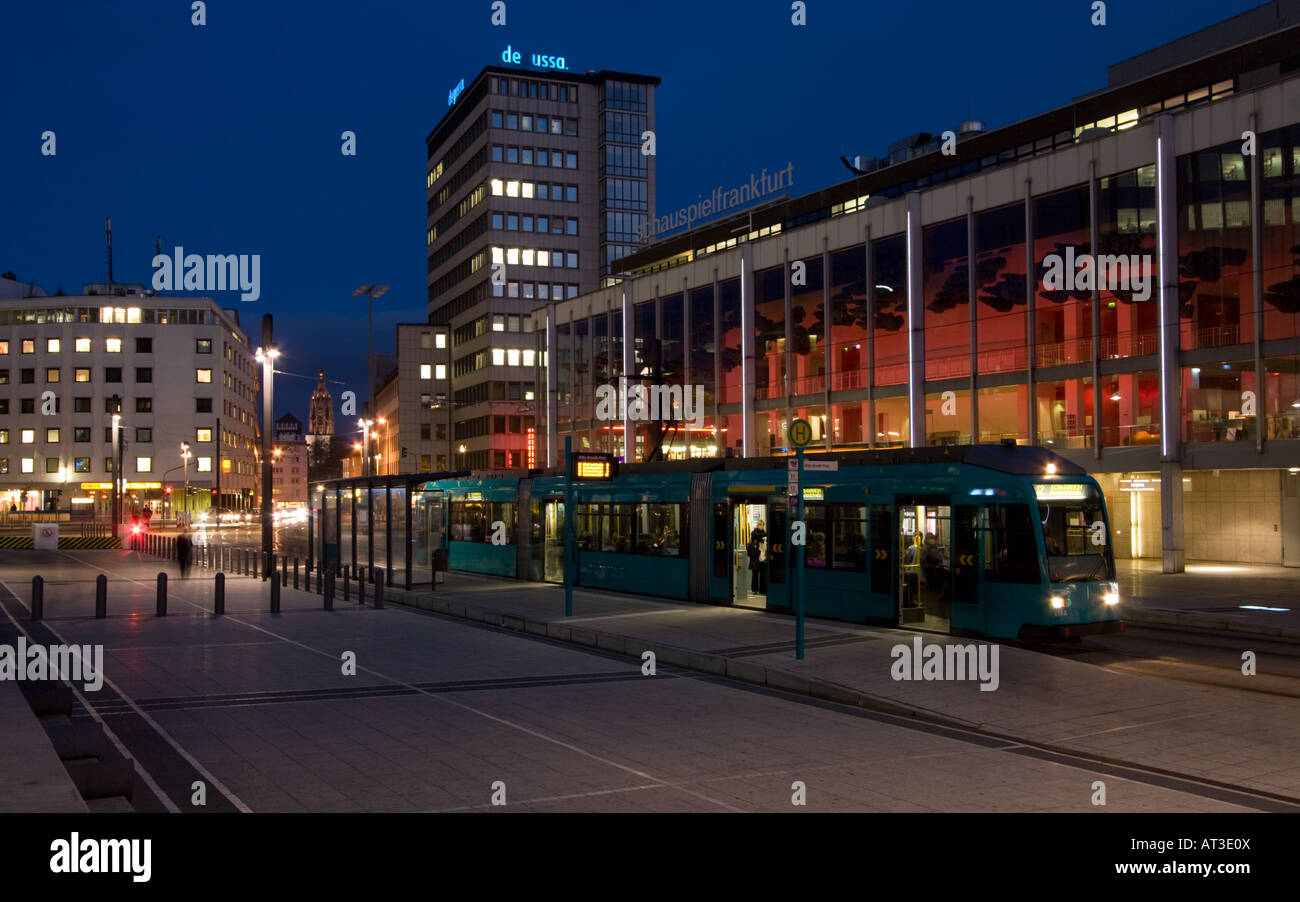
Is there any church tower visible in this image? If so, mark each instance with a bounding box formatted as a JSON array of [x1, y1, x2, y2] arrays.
[[306, 370, 335, 461]]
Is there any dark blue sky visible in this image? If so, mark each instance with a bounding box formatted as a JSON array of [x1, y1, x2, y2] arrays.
[[0, 0, 1257, 419]]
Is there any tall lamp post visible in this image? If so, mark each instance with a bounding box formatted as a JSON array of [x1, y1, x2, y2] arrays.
[[180, 442, 191, 521], [256, 325, 280, 580], [353, 284, 388, 439], [110, 400, 122, 539]]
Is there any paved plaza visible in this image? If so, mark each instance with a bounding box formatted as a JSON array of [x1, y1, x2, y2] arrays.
[[2, 548, 1298, 813]]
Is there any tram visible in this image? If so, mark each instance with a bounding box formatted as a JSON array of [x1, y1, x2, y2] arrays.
[[315, 443, 1122, 640]]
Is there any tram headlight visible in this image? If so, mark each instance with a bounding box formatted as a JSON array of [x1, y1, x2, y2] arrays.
[[1104, 591, 1120, 606], [1050, 595, 1065, 610]]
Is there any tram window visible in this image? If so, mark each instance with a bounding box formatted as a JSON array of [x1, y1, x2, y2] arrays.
[[803, 503, 828, 568], [603, 503, 635, 552], [582, 502, 687, 556], [802, 503, 866, 571], [490, 502, 516, 543], [450, 501, 486, 542], [831, 505, 868, 572], [635, 503, 687, 556], [575, 503, 601, 550], [984, 504, 1040, 584]]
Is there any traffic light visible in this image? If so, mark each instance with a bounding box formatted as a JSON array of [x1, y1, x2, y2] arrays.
[[402, 446, 408, 459], [165, 486, 173, 495]]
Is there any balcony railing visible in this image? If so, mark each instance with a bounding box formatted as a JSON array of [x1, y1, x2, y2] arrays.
[[1100, 330, 1159, 359], [1190, 323, 1241, 349]]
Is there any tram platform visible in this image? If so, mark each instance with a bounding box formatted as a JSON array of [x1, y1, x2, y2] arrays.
[[1117, 559, 1300, 637], [383, 568, 1300, 803]]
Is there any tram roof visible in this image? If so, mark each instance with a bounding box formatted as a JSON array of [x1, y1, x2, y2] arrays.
[[311, 444, 1086, 489]]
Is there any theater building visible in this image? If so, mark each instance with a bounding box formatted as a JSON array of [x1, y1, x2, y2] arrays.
[[528, 3, 1300, 571]]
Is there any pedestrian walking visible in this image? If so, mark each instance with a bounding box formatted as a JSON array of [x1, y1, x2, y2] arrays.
[[176, 526, 194, 579]]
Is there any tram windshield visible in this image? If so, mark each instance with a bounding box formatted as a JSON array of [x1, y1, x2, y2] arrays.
[[1034, 483, 1115, 582]]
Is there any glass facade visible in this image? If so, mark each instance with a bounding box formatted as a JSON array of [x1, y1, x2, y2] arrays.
[[537, 72, 1300, 549]]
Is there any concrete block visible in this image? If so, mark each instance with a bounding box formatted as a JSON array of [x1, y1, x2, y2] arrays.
[[596, 633, 626, 654], [547, 624, 572, 641], [570, 628, 598, 647], [809, 681, 862, 707], [765, 669, 813, 696], [653, 645, 690, 668], [685, 651, 726, 676], [724, 658, 768, 686], [524, 620, 548, 636]]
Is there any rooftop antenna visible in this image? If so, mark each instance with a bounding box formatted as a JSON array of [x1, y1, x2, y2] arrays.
[[106, 217, 113, 294]]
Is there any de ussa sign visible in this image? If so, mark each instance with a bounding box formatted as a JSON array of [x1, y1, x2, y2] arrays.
[[501, 44, 568, 70]]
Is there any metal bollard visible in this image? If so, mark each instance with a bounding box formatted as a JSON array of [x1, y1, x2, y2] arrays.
[[31, 575, 43, 621], [270, 571, 281, 614], [293, 558, 299, 590], [358, 568, 366, 605], [156, 572, 167, 617], [343, 569, 350, 602], [374, 568, 385, 609], [214, 572, 225, 616], [282, 555, 288, 582], [305, 562, 311, 594], [95, 574, 107, 618], [324, 571, 334, 611]]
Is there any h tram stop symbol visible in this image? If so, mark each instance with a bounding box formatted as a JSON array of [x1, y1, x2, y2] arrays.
[[790, 419, 813, 448]]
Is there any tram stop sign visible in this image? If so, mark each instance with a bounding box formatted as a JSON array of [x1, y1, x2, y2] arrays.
[[790, 418, 813, 449]]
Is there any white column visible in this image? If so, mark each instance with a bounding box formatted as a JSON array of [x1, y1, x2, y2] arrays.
[[906, 192, 925, 447], [1155, 113, 1184, 573], [742, 241, 756, 457]]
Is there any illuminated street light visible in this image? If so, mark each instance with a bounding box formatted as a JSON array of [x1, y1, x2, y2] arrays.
[[180, 441, 192, 516], [353, 284, 389, 435]]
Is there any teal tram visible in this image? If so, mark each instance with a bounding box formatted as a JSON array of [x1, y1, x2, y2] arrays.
[[311, 444, 1122, 640]]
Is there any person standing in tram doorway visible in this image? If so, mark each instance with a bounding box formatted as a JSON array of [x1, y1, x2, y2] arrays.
[[748, 519, 768, 593]]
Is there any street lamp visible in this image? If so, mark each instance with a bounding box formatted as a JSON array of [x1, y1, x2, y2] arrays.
[[111, 406, 122, 538], [353, 284, 389, 435], [458, 443, 467, 470], [256, 338, 280, 579], [180, 442, 192, 519]]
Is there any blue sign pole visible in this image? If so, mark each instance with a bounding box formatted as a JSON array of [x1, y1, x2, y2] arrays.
[[796, 445, 806, 660], [564, 435, 574, 617]]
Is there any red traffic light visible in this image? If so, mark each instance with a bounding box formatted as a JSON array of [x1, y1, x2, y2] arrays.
[[165, 486, 173, 495]]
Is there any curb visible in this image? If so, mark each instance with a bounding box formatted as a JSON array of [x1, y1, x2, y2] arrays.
[[1123, 607, 1300, 642], [392, 588, 977, 730]]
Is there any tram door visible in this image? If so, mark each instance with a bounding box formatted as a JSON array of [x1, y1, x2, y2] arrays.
[[541, 499, 565, 583], [732, 500, 770, 607], [897, 498, 952, 632]]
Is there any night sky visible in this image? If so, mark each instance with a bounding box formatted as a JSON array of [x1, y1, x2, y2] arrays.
[[0, 0, 1258, 421]]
